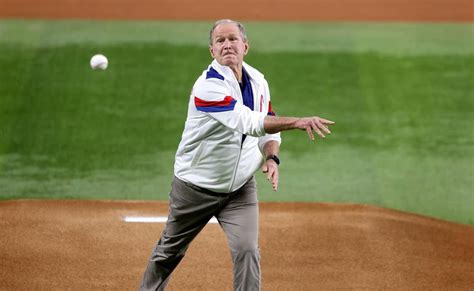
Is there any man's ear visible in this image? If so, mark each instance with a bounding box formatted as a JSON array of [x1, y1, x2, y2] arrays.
[[244, 41, 249, 55], [209, 45, 215, 58]]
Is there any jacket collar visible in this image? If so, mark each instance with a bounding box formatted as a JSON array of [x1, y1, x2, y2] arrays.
[[211, 59, 264, 83]]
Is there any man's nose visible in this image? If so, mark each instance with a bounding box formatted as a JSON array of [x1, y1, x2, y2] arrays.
[[223, 39, 231, 48]]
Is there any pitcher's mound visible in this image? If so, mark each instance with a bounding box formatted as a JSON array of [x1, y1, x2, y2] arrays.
[[0, 200, 473, 290]]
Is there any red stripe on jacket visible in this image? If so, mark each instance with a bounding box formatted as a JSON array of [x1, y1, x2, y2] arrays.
[[194, 96, 235, 107]]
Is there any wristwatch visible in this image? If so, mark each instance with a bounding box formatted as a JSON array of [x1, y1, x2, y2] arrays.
[[266, 155, 280, 165]]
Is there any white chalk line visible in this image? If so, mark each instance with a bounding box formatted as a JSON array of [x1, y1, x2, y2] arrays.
[[123, 216, 219, 224]]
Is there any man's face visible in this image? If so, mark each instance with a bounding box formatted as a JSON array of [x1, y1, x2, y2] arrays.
[[209, 23, 249, 68]]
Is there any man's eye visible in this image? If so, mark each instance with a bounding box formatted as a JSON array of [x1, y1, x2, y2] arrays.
[[217, 39, 224, 43]]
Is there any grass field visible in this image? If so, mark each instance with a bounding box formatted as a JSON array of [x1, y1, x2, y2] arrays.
[[0, 20, 472, 224]]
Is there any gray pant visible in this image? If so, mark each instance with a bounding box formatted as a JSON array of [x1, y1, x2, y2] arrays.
[[140, 176, 260, 291]]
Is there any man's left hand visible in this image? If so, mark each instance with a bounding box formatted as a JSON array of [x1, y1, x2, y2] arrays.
[[261, 159, 279, 191]]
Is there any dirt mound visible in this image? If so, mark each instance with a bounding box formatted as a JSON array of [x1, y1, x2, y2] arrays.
[[0, 200, 472, 290]]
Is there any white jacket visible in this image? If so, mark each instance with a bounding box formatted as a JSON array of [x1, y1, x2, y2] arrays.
[[174, 60, 281, 193]]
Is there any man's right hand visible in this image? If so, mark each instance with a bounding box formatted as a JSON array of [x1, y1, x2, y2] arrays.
[[294, 117, 335, 140], [264, 115, 335, 140]]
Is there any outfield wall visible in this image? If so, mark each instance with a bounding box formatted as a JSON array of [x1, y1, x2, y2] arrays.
[[0, 0, 472, 22]]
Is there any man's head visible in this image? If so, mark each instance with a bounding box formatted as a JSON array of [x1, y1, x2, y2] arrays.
[[209, 19, 249, 69]]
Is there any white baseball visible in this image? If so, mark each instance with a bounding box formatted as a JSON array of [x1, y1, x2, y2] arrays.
[[90, 54, 108, 70]]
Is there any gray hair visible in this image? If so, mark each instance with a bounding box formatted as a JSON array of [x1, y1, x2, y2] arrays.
[[209, 19, 248, 45]]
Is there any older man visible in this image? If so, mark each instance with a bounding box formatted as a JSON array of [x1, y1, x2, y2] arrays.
[[140, 19, 334, 291]]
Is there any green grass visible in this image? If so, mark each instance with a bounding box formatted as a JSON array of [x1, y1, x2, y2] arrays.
[[1, 20, 472, 55], [0, 20, 473, 224]]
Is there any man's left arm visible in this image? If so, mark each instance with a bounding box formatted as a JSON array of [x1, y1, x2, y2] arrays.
[[261, 140, 280, 191]]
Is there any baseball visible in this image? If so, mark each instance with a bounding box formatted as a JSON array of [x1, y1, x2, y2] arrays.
[[90, 54, 108, 70]]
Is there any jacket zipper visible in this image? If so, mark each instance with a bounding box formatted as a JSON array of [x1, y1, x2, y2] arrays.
[[228, 71, 259, 192], [228, 134, 244, 192]]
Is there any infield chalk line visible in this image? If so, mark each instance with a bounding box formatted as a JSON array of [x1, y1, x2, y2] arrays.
[[123, 216, 219, 224]]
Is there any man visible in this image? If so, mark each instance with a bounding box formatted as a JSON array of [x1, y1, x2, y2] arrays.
[[140, 19, 334, 291]]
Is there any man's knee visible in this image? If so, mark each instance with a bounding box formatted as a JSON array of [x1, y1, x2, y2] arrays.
[[231, 245, 260, 262], [150, 248, 185, 265], [228, 233, 258, 254], [150, 236, 188, 264]]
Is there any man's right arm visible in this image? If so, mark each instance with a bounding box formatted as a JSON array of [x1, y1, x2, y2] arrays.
[[264, 116, 335, 141]]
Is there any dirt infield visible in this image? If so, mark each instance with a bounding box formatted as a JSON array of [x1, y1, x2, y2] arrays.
[[0, 0, 472, 21], [0, 200, 473, 290]]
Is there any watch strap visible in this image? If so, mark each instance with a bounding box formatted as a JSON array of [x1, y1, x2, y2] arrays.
[[266, 155, 280, 165]]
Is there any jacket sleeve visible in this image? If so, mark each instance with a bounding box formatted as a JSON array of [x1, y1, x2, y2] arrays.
[[193, 78, 267, 137], [257, 80, 281, 153]]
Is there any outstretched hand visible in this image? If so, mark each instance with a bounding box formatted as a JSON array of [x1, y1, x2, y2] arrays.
[[295, 117, 335, 141]]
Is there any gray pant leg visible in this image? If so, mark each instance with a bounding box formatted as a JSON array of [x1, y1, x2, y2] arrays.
[[216, 177, 260, 291], [139, 177, 219, 291]]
